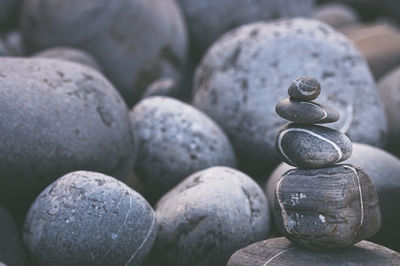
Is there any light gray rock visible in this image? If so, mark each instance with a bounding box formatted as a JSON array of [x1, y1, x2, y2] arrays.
[[275, 123, 352, 168], [154, 166, 270, 266], [0, 206, 27, 266], [273, 165, 381, 249], [0, 58, 135, 219], [378, 66, 400, 156], [21, 0, 188, 106], [23, 171, 157, 266], [287, 76, 321, 101], [33, 46, 102, 72], [130, 96, 237, 201], [193, 18, 387, 174], [314, 3, 359, 29], [177, 0, 315, 54], [227, 237, 400, 266]]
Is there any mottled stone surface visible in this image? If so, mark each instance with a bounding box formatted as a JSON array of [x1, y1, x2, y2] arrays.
[[21, 0, 188, 105], [378, 66, 400, 156], [287, 76, 321, 101], [23, 171, 157, 266], [314, 3, 359, 29], [0, 58, 135, 217], [0, 206, 27, 266], [227, 237, 400, 266], [33, 46, 102, 72], [276, 98, 339, 124], [154, 166, 270, 266], [273, 165, 381, 249], [275, 123, 352, 168], [177, 0, 315, 54], [130, 96, 237, 201], [193, 18, 387, 174]]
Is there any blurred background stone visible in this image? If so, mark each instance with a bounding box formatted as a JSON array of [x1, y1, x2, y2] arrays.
[[314, 2, 360, 29]]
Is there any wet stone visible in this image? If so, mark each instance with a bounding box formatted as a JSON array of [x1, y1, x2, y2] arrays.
[[275, 123, 353, 168], [287, 77, 321, 101], [276, 98, 340, 124], [273, 165, 381, 250]]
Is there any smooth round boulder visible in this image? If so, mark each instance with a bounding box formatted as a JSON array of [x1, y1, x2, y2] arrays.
[[287, 76, 321, 101], [130, 96, 237, 201], [33, 47, 102, 72], [276, 98, 340, 124], [177, 0, 315, 55], [0, 206, 27, 266], [154, 166, 270, 266], [275, 123, 352, 168], [227, 237, 400, 266], [21, 0, 188, 106], [378, 66, 400, 156], [23, 171, 157, 266], [0, 58, 135, 217], [193, 18, 387, 175]]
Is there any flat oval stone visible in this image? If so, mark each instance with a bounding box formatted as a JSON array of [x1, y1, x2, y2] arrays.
[[273, 165, 381, 250], [154, 166, 270, 266], [276, 98, 339, 124], [287, 77, 321, 100], [275, 123, 352, 168], [227, 237, 400, 266], [23, 171, 157, 266]]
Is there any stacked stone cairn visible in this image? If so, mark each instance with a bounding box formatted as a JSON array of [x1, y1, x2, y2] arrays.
[[274, 76, 382, 250]]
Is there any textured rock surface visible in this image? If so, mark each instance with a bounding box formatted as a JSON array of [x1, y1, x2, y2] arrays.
[[177, 0, 315, 54], [154, 166, 270, 266], [0, 58, 135, 217], [276, 98, 339, 124], [193, 18, 387, 174], [33, 46, 102, 72], [21, 0, 188, 105], [227, 237, 400, 266], [0, 206, 27, 266], [274, 165, 381, 249], [130, 96, 237, 201], [275, 123, 352, 168], [378, 66, 400, 156], [23, 171, 157, 266]]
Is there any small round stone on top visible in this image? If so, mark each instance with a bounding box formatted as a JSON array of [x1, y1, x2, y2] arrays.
[[288, 77, 321, 101]]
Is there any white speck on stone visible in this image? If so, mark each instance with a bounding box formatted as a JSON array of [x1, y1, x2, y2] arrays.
[[319, 214, 326, 223], [111, 233, 118, 240], [65, 219, 70, 224], [299, 193, 306, 199]]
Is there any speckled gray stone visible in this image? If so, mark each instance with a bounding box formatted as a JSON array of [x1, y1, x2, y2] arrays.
[[154, 166, 270, 266], [33, 47, 102, 72], [193, 18, 387, 175], [276, 98, 339, 124], [0, 206, 27, 266], [287, 76, 321, 101], [274, 165, 381, 250], [141, 78, 178, 99], [0, 58, 135, 218], [21, 0, 188, 106], [314, 3, 359, 29], [227, 237, 400, 266], [23, 171, 157, 266], [177, 0, 315, 54], [130, 96, 237, 201], [275, 123, 352, 168]]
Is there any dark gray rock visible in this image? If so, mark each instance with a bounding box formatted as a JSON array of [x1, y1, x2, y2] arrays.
[[23, 171, 157, 266], [0, 0, 20, 28], [227, 237, 400, 266], [0, 58, 135, 220], [275, 123, 352, 168], [287, 76, 321, 101], [378, 66, 400, 156], [314, 3, 360, 29], [33, 47, 102, 72], [273, 165, 381, 250], [267, 143, 400, 252], [141, 78, 178, 99], [276, 98, 339, 124], [177, 0, 315, 54], [0, 206, 27, 266], [193, 18, 387, 175], [130, 96, 237, 201], [21, 0, 188, 106], [154, 166, 270, 266]]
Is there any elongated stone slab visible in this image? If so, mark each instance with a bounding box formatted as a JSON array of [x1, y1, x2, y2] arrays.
[[275, 123, 352, 168], [273, 165, 381, 250]]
